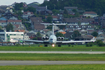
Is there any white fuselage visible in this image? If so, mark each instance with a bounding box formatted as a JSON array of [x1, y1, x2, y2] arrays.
[[49, 35, 57, 44]]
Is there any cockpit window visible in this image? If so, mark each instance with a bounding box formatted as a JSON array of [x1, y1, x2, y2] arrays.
[[50, 39, 53, 40]]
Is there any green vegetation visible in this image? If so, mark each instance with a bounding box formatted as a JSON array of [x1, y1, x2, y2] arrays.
[[0, 64, 105, 70], [24, 7, 36, 13], [91, 31, 98, 37], [1, 45, 105, 51], [32, 32, 42, 40], [72, 30, 81, 39], [23, 22, 31, 30], [42, 0, 105, 15], [5, 23, 13, 32], [46, 16, 53, 23], [56, 32, 64, 37], [14, 3, 24, 10], [1, 53, 105, 61]]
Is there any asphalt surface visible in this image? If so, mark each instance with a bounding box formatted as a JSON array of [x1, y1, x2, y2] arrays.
[[0, 51, 105, 66], [0, 61, 105, 66], [0, 51, 105, 54]]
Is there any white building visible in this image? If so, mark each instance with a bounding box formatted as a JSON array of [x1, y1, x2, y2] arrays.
[[83, 11, 98, 18], [0, 30, 30, 42]]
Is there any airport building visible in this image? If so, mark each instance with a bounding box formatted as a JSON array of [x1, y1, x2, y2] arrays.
[[0, 30, 30, 42]]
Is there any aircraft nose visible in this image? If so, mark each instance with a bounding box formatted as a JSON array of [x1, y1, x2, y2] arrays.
[[50, 39, 54, 43]]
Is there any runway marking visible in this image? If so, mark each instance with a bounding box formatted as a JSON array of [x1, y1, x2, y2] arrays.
[[0, 61, 105, 66], [0, 51, 105, 54]]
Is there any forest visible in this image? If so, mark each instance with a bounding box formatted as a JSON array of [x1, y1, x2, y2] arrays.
[[41, 0, 105, 15]]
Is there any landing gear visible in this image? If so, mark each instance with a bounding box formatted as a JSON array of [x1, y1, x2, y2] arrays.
[[44, 44, 48, 47], [58, 44, 61, 47]]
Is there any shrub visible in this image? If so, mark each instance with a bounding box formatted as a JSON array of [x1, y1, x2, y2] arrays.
[[86, 43, 93, 47], [68, 44, 71, 47], [95, 40, 105, 47]]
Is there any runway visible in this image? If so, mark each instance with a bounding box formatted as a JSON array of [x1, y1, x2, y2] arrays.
[[0, 51, 105, 66], [0, 61, 105, 66], [0, 51, 105, 54]]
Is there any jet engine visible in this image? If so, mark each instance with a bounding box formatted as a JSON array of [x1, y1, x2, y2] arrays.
[[57, 37, 64, 41], [42, 36, 49, 40]]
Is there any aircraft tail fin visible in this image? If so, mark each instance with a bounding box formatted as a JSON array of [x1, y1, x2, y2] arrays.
[[91, 37, 96, 42]]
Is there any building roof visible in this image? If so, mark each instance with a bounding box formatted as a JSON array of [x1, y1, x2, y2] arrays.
[[75, 35, 93, 40], [34, 24, 45, 30], [83, 11, 97, 14], [7, 20, 22, 22], [64, 18, 94, 23], [0, 17, 7, 20], [23, 11, 34, 14], [14, 30, 25, 32], [52, 16, 58, 18], [0, 20, 6, 23], [64, 7, 78, 9], [30, 17, 43, 24], [60, 32, 66, 34]]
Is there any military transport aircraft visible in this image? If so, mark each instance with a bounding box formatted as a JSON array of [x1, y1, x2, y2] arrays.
[[17, 23, 96, 47]]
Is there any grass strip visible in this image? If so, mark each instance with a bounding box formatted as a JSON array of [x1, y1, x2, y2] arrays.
[[0, 45, 105, 51], [0, 53, 105, 61], [0, 64, 105, 70]]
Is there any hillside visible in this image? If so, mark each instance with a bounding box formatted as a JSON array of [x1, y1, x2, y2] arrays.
[[28, 2, 40, 7], [41, 0, 105, 15]]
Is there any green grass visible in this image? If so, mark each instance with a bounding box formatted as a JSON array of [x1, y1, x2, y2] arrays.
[[0, 64, 105, 70], [0, 53, 105, 61], [0, 44, 105, 51]]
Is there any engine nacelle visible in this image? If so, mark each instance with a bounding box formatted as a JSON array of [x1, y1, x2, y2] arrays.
[[42, 36, 49, 40], [57, 37, 64, 40]]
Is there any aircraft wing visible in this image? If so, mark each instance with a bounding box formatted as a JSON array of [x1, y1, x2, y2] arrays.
[[14, 39, 49, 43], [56, 40, 95, 44], [19, 39, 44, 42], [56, 37, 96, 44]]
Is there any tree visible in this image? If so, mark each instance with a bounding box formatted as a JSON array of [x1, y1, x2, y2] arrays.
[[33, 32, 42, 40], [16, 11, 23, 16], [56, 32, 64, 37], [57, 25, 66, 29], [52, 9, 60, 15], [23, 22, 32, 30], [5, 23, 13, 32], [72, 9, 77, 13], [25, 7, 36, 13], [41, 0, 105, 16], [91, 31, 98, 37], [64, 9, 68, 14], [86, 43, 93, 47], [14, 3, 24, 10], [72, 30, 81, 39], [37, 32, 42, 40], [47, 25, 52, 30], [95, 40, 104, 47], [0, 26, 2, 29], [46, 16, 53, 23], [37, 32, 42, 37]]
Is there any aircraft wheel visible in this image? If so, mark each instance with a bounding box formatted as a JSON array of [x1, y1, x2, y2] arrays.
[[58, 45, 61, 47], [44, 44, 48, 47]]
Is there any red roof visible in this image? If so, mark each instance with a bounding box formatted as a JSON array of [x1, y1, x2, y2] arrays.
[[45, 16, 58, 18], [14, 30, 25, 32], [0, 20, 6, 23], [60, 32, 66, 34], [52, 16, 58, 18], [8, 20, 22, 22]]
